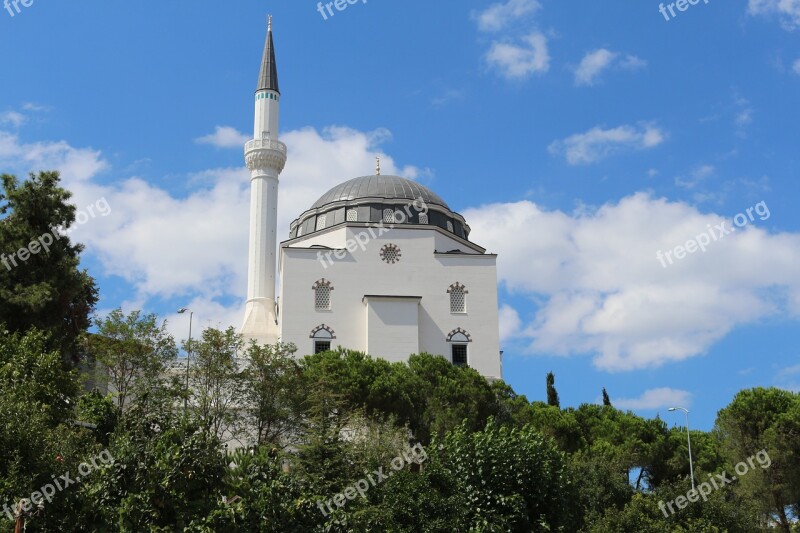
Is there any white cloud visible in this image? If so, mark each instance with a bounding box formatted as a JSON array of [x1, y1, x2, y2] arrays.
[[0, 132, 107, 181], [794, 58, 800, 74], [431, 89, 465, 108], [781, 364, 800, 378], [22, 102, 51, 112], [620, 55, 647, 70], [574, 50, 646, 86], [548, 123, 665, 165], [614, 388, 692, 410], [465, 193, 800, 371], [675, 164, 715, 189], [693, 164, 715, 179], [195, 126, 250, 148], [736, 109, 753, 127], [474, 0, 541, 32], [0, 111, 27, 127], [486, 32, 550, 80], [499, 304, 522, 341], [748, 0, 800, 29], [574, 49, 617, 86]]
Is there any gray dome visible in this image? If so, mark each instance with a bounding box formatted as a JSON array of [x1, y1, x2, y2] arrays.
[[310, 176, 450, 210], [290, 174, 471, 242]]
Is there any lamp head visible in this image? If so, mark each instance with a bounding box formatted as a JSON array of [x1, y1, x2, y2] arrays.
[[178, 308, 189, 314]]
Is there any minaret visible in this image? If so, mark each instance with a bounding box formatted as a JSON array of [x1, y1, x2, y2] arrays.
[[241, 16, 286, 345]]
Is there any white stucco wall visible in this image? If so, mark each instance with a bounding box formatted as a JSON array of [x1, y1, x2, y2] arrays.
[[277, 224, 502, 380]]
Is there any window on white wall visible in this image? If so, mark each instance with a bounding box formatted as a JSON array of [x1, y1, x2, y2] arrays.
[[313, 279, 333, 310], [310, 324, 335, 353], [451, 344, 468, 367], [447, 327, 471, 367], [315, 341, 331, 354], [448, 283, 467, 314]]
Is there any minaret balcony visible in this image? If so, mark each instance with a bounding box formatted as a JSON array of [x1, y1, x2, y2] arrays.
[[244, 138, 287, 155], [245, 138, 288, 173]]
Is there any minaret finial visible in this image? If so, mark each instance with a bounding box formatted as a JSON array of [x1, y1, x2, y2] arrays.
[[376, 156, 381, 176], [268, 15, 272, 32]]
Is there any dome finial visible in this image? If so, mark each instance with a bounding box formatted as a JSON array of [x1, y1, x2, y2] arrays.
[[268, 14, 272, 32], [376, 156, 381, 176]]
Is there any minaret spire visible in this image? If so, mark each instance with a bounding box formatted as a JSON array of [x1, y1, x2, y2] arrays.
[[257, 15, 280, 94], [242, 18, 287, 345]]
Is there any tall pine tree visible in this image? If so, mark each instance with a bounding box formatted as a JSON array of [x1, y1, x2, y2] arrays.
[[546, 372, 560, 408], [0, 171, 98, 364]]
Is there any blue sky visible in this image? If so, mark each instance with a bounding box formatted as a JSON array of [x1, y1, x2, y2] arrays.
[[2, 0, 799, 430]]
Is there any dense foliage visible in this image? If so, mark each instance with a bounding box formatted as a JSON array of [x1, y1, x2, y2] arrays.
[[1, 172, 798, 531]]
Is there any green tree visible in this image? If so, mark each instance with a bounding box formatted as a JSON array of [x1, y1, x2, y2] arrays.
[[715, 387, 800, 531], [76, 389, 118, 445], [240, 341, 303, 448], [0, 171, 98, 363], [602, 388, 612, 407], [546, 371, 560, 408], [0, 328, 97, 531], [588, 476, 765, 533], [345, 420, 577, 532], [89, 309, 178, 415], [83, 414, 227, 531], [189, 327, 243, 442], [201, 447, 320, 532]]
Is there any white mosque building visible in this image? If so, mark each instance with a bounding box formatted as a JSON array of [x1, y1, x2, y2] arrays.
[[240, 20, 502, 380]]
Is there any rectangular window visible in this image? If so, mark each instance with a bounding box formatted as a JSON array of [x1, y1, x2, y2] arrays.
[[451, 345, 468, 367], [315, 286, 331, 310], [450, 288, 466, 314], [314, 341, 331, 354]]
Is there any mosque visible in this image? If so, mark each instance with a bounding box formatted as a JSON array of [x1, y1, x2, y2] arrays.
[[240, 19, 502, 380]]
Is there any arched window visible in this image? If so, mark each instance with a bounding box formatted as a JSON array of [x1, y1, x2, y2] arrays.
[[446, 327, 471, 368], [446, 220, 454, 233], [310, 324, 336, 354], [313, 279, 333, 310], [383, 209, 395, 223], [448, 282, 467, 314], [346, 209, 358, 222], [418, 212, 429, 224], [316, 214, 327, 231]]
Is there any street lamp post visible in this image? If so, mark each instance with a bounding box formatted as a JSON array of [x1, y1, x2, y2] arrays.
[[669, 407, 695, 492], [178, 308, 193, 412]]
